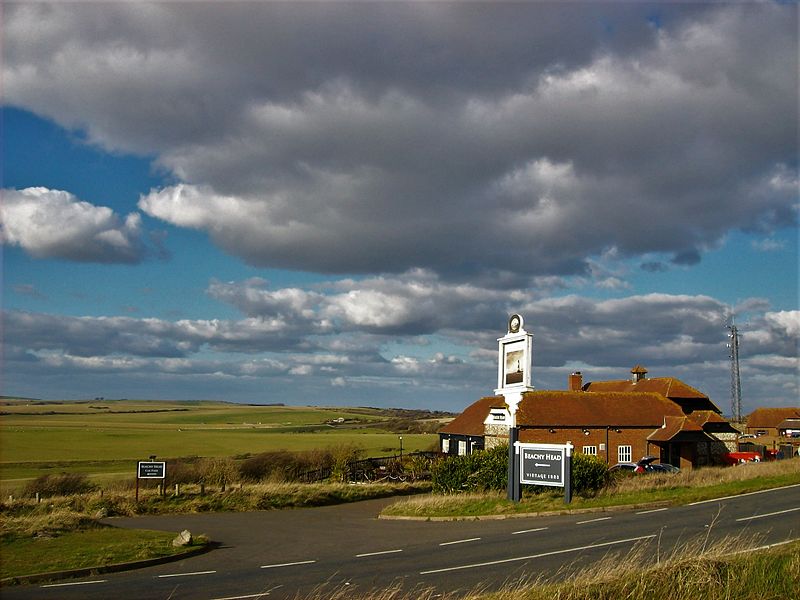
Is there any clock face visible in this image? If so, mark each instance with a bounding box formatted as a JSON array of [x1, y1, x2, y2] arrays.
[[509, 314, 521, 333]]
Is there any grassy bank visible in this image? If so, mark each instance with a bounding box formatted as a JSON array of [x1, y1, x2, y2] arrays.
[[0, 507, 206, 581], [381, 458, 800, 518]]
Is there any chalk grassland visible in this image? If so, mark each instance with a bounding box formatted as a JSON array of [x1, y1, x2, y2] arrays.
[[0, 399, 442, 488]]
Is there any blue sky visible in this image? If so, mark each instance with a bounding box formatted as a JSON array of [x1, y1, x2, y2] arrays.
[[2, 2, 797, 414]]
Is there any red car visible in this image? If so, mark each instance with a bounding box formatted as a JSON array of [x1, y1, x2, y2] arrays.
[[722, 451, 761, 465]]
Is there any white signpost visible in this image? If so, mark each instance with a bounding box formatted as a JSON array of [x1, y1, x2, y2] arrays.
[[517, 441, 573, 503]]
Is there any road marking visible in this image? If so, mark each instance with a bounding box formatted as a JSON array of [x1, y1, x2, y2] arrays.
[[637, 508, 669, 515], [440, 537, 481, 546], [157, 570, 217, 578], [260, 560, 316, 569], [729, 537, 800, 555], [735, 507, 800, 522], [689, 483, 800, 506], [419, 535, 656, 575], [576, 516, 612, 524], [41, 580, 107, 588], [356, 549, 403, 558], [212, 594, 276, 600], [512, 527, 548, 535]]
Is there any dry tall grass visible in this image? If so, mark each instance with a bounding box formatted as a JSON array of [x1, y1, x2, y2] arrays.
[[603, 458, 799, 496], [290, 534, 800, 600]]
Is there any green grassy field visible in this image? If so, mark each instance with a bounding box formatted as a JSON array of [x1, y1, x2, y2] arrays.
[[0, 399, 442, 489]]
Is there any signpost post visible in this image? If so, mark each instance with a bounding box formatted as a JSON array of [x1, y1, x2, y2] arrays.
[[136, 460, 166, 502], [516, 441, 573, 504]]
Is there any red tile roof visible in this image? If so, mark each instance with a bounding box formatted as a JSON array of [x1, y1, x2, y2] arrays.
[[440, 390, 687, 436], [515, 391, 684, 427], [746, 407, 800, 429], [584, 377, 707, 399], [647, 416, 714, 442], [439, 396, 500, 436]]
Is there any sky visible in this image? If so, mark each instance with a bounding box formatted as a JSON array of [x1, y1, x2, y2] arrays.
[[1, 1, 798, 415]]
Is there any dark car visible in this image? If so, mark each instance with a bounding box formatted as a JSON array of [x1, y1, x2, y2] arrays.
[[609, 456, 679, 474]]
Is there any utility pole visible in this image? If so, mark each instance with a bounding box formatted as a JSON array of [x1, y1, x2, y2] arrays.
[[727, 316, 743, 423]]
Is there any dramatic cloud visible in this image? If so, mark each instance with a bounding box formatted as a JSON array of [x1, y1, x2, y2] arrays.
[[1, 187, 149, 263], [4, 276, 797, 409], [5, 2, 797, 278]]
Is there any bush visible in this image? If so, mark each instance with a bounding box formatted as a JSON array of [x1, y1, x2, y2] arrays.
[[432, 447, 610, 496], [571, 452, 609, 496], [22, 473, 95, 498], [432, 445, 509, 493]]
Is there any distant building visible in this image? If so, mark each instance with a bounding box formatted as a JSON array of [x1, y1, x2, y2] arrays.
[[745, 407, 800, 437]]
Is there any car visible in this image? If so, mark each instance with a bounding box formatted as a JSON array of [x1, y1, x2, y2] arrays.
[[609, 457, 679, 474], [647, 462, 681, 473], [722, 451, 762, 465], [609, 462, 638, 473]]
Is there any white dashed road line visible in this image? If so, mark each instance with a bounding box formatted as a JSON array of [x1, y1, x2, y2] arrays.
[[440, 537, 481, 546], [512, 527, 548, 535], [419, 535, 657, 575], [356, 549, 403, 558], [576, 516, 612, 525], [157, 570, 217, 578], [260, 560, 316, 569], [636, 508, 669, 515], [41, 580, 107, 588], [735, 506, 800, 522]]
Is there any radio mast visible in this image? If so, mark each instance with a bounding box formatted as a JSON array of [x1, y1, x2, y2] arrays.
[[727, 315, 743, 423]]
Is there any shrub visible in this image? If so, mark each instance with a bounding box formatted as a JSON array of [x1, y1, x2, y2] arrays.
[[432, 447, 610, 496], [432, 445, 509, 493], [22, 473, 95, 498], [571, 452, 609, 496]]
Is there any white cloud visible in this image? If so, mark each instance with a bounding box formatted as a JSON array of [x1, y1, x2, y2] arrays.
[[1, 187, 148, 263]]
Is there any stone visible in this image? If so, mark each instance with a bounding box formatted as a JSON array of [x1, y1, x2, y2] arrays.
[[172, 529, 193, 547]]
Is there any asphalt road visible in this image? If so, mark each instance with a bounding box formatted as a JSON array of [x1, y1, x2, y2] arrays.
[[4, 484, 799, 600]]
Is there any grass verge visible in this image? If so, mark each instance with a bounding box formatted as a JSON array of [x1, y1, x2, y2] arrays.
[[1, 526, 201, 581], [381, 458, 800, 518]]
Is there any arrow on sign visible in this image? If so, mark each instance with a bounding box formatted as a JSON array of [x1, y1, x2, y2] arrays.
[[535, 463, 549, 467]]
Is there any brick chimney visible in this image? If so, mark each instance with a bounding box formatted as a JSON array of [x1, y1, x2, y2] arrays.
[[568, 371, 583, 391]]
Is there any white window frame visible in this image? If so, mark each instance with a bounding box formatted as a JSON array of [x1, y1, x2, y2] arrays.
[[442, 438, 450, 453], [458, 440, 467, 456], [582, 445, 597, 456], [618, 445, 632, 463]]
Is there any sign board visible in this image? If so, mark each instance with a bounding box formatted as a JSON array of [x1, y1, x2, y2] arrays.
[[517, 442, 571, 487], [137, 461, 166, 479]]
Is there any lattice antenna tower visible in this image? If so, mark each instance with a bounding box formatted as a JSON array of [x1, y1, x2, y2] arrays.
[[726, 314, 743, 423]]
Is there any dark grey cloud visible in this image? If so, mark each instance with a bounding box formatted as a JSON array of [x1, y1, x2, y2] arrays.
[[5, 2, 796, 278]]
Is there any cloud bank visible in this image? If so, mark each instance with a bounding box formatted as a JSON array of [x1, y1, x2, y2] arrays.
[[5, 2, 797, 277]]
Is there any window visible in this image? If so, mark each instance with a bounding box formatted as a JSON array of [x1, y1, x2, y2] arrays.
[[458, 440, 467, 456], [618, 445, 632, 463], [582, 446, 597, 456], [442, 438, 450, 453], [492, 412, 506, 422]]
